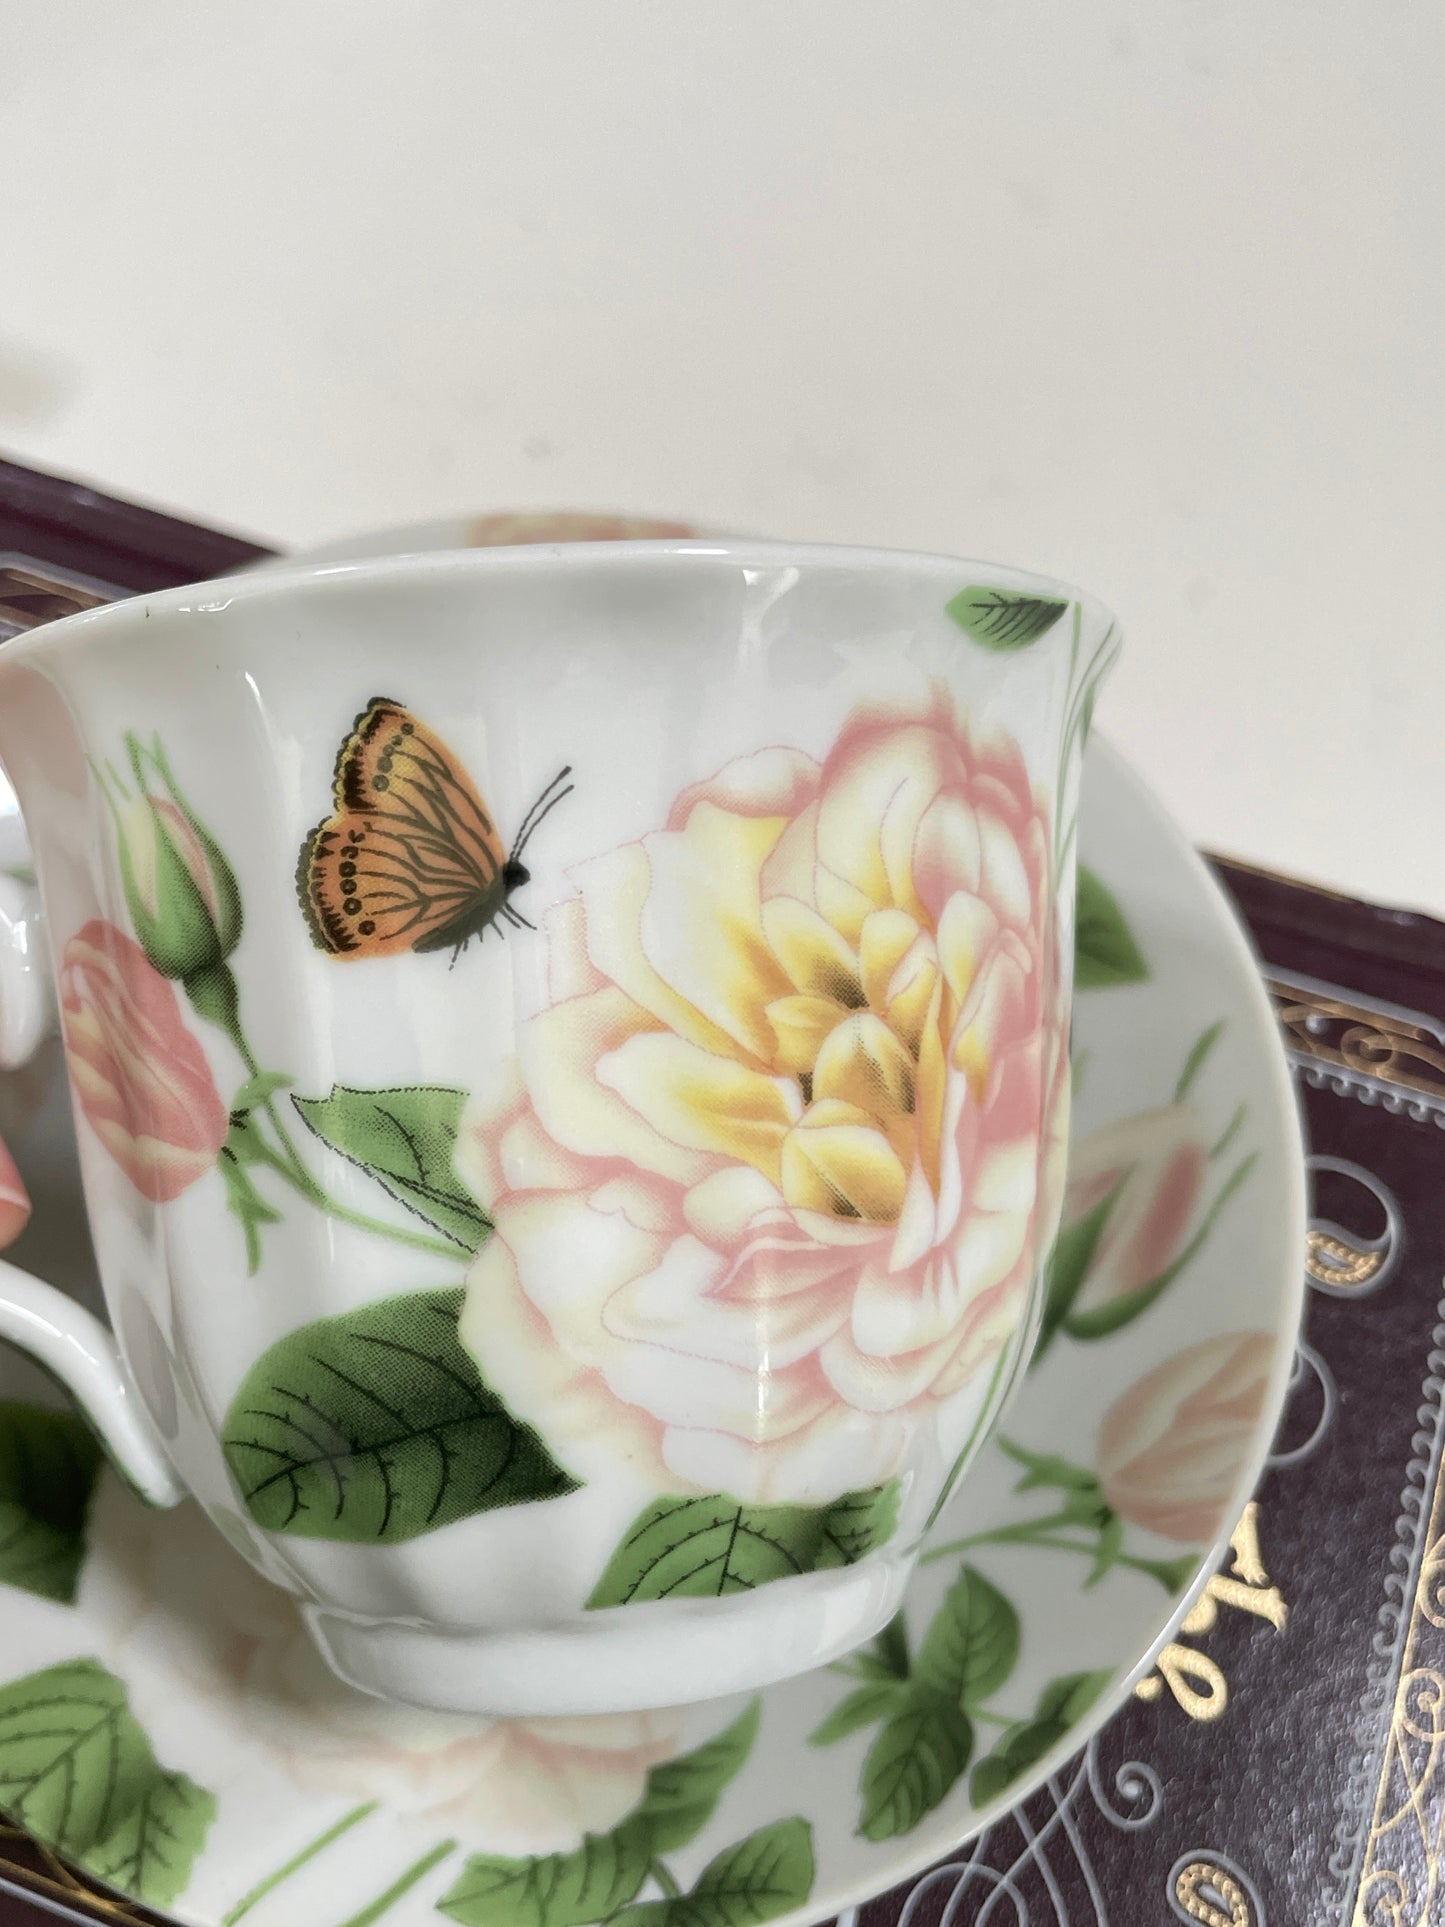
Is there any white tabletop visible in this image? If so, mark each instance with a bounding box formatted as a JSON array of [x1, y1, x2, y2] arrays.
[[4, 5, 1442, 915]]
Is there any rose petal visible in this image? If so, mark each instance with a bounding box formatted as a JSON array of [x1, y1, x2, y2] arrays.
[[525, 988, 709, 1186], [598, 1032, 801, 1184], [760, 896, 865, 1008], [858, 908, 921, 1012], [765, 994, 848, 1077], [459, 1229, 670, 1491], [781, 1102, 909, 1223], [546, 897, 605, 1003], [670, 747, 821, 830], [583, 808, 791, 1065]]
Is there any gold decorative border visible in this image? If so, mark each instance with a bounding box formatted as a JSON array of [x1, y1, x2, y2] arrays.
[[1352, 1425, 1445, 1925], [1267, 972, 1445, 1118]]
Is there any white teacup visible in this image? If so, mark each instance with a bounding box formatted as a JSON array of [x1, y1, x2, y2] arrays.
[[0, 543, 1117, 1714]]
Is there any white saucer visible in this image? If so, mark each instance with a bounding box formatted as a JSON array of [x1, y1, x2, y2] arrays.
[[0, 726, 1303, 1927]]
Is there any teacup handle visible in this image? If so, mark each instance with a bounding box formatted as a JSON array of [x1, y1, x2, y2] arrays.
[[0, 1259, 185, 1503]]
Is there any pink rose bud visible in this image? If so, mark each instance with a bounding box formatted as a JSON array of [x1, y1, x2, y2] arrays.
[[60, 919, 228, 1202], [1097, 1332, 1276, 1543], [112, 737, 242, 984]]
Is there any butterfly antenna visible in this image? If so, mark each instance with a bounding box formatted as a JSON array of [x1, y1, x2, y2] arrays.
[[510, 766, 575, 860]]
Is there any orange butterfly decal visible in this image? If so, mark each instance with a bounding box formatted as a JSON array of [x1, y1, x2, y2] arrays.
[[297, 698, 572, 961]]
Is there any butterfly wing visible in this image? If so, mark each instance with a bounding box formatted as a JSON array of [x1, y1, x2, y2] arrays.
[[298, 699, 508, 959]]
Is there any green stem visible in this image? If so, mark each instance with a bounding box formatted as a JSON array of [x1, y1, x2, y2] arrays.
[[974, 1707, 1025, 1729], [197, 970, 461, 1262], [923, 1506, 1084, 1564], [925, 1520, 1190, 1590], [1173, 1019, 1225, 1102], [1053, 611, 1121, 894], [650, 1860, 683, 1901], [330, 1841, 457, 1927], [223, 1802, 379, 1925], [1054, 810, 1079, 887], [1209, 1103, 1246, 1160], [321, 1193, 464, 1259]]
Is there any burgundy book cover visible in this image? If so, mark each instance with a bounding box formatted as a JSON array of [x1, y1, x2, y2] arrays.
[[2, 458, 1444, 1926]]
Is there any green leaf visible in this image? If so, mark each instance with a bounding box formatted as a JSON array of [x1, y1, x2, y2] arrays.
[[615, 1817, 816, 1926], [636, 1701, 760, 1851], [294, 1084, 491, 1251], [872, 1610, 911, 1681], [0, 1660, 154, 1857], [809, 1681, 909, 1747], [437, 1816, 652, 1927], [587, 1481, 899, 1607], [996, 1439, 1099, 1493], [1035, 1668, 1112, 1726], [1075, 866, 1149, 989], [812, 1482, 900, 1562], [1032, 1181, 1124, 1359], [969, 1669, 1113, 1806], [0, 1402, 103, 1603], [0, 1659, 215, 1897], [913, 1564, 1020, 1711], [946, 588, 1070, 651], [80, 1769, 216, 1907], [970, 1724, 1061, 1806], [222, 1286, 579, 1543], [859, 1692, 973, 1841]]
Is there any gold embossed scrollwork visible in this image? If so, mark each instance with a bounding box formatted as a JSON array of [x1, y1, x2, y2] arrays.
[[1269, 981, 1445, 1102], [1354, 1664, 1445, 1927], [1419, 1534, 1445, 1633], [1135, 1503, 1288, 1723], [1173, 1858, 1257, 1927], [1397, 1665, 1445, 1747], [1306, 1228, 1386, 1292]]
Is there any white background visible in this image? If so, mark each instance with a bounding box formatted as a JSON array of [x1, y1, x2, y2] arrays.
[[2, 3, 1441, 913]]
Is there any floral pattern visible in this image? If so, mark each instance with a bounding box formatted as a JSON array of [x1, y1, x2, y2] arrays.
[[59, 918, 227, 1202], [457, 699, 1068, 1506], [1097, 1330, 1276, 1543], [0, 699, 1298, 1926], [1061, 1103, 1208, 1314]]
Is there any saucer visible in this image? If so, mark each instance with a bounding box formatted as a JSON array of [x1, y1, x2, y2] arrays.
[[0, 733, 1304, 1927]]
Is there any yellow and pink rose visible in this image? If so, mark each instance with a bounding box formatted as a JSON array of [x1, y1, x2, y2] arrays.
[[458, 701, 1069, 1504]]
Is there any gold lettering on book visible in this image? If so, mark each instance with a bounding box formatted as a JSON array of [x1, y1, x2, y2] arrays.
[[1134, 1504, 1287, 1722]]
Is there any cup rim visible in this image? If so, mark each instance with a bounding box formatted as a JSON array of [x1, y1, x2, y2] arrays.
[[0, 538, 1120, 671]]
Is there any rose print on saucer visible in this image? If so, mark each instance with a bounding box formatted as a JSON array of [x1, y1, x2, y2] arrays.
[[811, 1013, 1265, 1837], [1097, 1330, 1277, 1543]]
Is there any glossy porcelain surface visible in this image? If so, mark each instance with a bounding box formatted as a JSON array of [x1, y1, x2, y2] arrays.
[[0, 736, 1305, 1927], [0, 543, 1116, 1712]]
